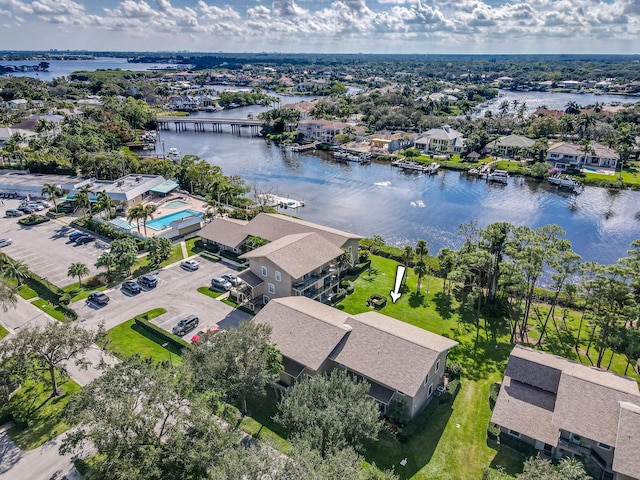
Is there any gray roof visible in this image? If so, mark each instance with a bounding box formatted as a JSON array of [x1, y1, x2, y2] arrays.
[[254, 297, 457, 399], [169, 216, 202, 229], [492, 134, 536, 149], [68, 175, 166, 202], [491, 376, 559, 445], [240, 233, 343, 279], [237, 269, 264, 288], [505, 347, 563, 393], [199, 218, 249, 249], [254, 297, 351, 371], [548, 141, 619, 160], [247, 213, 362, 248], [614, 402, 640, 479], [416, 125, 463, 143]]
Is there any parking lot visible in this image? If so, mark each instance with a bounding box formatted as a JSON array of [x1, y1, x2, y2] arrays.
[[73, 257, 252, 333], [0, 199, 106, 287]]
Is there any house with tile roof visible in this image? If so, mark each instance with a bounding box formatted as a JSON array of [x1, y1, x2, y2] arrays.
[[491, 346, 640, 480], [414, 125, 465, 154], [254, 296, 458, 420], [547, 141, 619, 172], [488, 134, 536, 159]]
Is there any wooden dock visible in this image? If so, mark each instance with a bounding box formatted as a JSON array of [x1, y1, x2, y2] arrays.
[[391, 160, 437, 173], [256, 193, 305, 209]]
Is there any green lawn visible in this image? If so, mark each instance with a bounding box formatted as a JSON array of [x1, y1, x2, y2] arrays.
[[31, 298, 73, 322], [17, 285, 38, 300], [62, 282, 108, 302], [236, 390, 291, 454], [220, 297, 254, 315], [105, 308, 184, 365], [185, 236, 202, 256], [197, 286, 224, 299], [0, 324, 8, 339], [0, 375, 81, 450], [131, 245, 185, 277]]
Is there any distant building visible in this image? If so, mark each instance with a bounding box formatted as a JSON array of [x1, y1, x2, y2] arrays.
[[296, 119, 352, 143]]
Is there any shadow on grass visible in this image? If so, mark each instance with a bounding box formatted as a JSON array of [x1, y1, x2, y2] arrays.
[[433, 292, 453, 320], [130, 323, 183, 357], [488, 441, 526, 477], [408, 292, 425, 308], [449, 340, 512, 382]]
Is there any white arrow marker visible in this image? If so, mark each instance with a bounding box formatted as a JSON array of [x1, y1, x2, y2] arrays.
[[390, 265, 405, 303]]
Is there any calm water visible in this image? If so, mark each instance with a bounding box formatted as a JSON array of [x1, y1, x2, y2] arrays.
[[157, 125, 640, 266]]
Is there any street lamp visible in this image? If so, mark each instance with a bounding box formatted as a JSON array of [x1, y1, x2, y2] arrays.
[[161, 342, 173, 368]]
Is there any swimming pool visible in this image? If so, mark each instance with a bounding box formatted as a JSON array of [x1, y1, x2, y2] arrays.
[[146, 209, 202, 230], [164, 200, 189, 209]]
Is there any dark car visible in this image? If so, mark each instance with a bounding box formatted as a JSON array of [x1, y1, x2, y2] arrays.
[[121, 280, 141, 295], [138, 274, 158, 289], [5, 209, 23, 217], [172, 315, 199, 336], [75, 235, 96, 245], [68, 231, 86, 242], [17, 205, 35, 214], [87, 291, 110, 305]]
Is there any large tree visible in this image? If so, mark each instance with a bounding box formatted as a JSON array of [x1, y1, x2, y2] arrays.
[[183, 321, 282, 414], [67, 261, 90, 287], [0, 321, 104, 397], [146, 237, 172, 267], [275, 369, 381, 457], [517, 456, 590, 480]]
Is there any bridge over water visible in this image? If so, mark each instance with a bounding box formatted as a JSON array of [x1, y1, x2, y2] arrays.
[[156, 116, 263, 136]]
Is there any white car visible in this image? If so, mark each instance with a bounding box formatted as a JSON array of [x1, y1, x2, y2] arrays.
[[181, 259, 200, 271], [0, 238, 12, 248], [27, 203, 45, 211]]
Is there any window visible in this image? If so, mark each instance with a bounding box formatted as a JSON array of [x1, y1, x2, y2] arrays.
[[435, 359, 440, 372], [508, 429, 521, 438], [428, 384, 433, 396], [268, 283, 275, 294], [424, 374, 429, 386], [261, 266, 267, 277], [275, 271, 281, 282], [597, 442, 612, 451], [263, 295, 270, 304]]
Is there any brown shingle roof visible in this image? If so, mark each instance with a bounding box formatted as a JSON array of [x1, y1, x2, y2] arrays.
[[237, 269, 263, 288], [614, 402, 640, 479], [548, 141, 619, 160], [505, 347, 563, 393], [240, 232, 343, 279], [199, 218, 248, 249]]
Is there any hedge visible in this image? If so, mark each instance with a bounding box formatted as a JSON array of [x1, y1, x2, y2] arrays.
[[24, 273, 78, 321], [71, 217, 146, 251], [219, 250, 247, 264], [489, 382, 501, 410], [18, 214, 50, 226], [439, 378, 461, 404], [347, 260, 371, 276], [200, 251, 220, 262], [133, 316, 193, 351]]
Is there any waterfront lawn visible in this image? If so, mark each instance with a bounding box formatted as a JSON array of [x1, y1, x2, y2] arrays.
[[105, 309, 183, 365], [0, 375, 80, 450], [0, 324, 8, 339]]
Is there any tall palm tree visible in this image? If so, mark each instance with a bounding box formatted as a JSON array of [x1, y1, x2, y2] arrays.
[[127, 204, 145, 233], [67, 262, 90, 287], [41, 183, 62, 213], [2, 259, 30, 286], [96, 252, 116, 274], [415, 239, 429, 263], [96, 190, 114, 220], [74, 185, 94, 216], [401, 245, 414, 286], [140, 204, 157, 237], [498, 100, 510, 117], [414, 261, 428, 294]]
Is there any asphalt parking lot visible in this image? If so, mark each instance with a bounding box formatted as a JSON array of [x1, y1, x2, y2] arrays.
[[0, 200, 106, 287], [74, 258, 252, 332]]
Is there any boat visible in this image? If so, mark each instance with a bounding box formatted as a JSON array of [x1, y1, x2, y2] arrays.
[[167, 147, 181, 162], [548, 175, 583, 192], [426, 162, 440, 175], [487, 170, 509, 184]]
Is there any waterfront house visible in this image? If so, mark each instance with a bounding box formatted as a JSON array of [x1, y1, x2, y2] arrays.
[[296, 119, 353, 143], [369, 132, 415, 153], [491, 346, 640, 480], [414, 125, 465, 154], [547, 141, 619, 171], [488, 134, 536, 159], [254, 296, 458, 420], [168, 95, 199, 111]]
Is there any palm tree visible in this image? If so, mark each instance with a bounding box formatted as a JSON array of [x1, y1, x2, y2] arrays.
[[576, 113, 596, 140], [74, 185, 94, 216], [96, 190, 114, 220], [140, 204, 157, 236], [41, 183, 62, 213], [414, 261, 428, 294], [67, 262, 90, 287], [336, 249, 353, 280], [2, 259, 30, 286], [559, 115, 575, 141], [415, 239, 429, 263], [96, 252, 116, 274], [401, 245, 414, 286], [127, 204, 145, 233], [498, 100, 510, 117]]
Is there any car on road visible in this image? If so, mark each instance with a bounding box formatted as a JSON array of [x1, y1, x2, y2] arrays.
[[75, 235, 96, 245], [138, 274, 158, 289], [210, 276, 232, 291], [121, 280, 141, 295], [5, 209, 22, 217], [68, 231, 86, 242], [172, 315, 199, 336], [181, 259, 200, 271], [87, 291, 110, 305], [0, 238, 12, 248], [222, 273, 242, 287], [190, 325, 220, 344]]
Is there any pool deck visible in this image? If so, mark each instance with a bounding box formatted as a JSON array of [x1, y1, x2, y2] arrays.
[[138, 192, 211, 237]]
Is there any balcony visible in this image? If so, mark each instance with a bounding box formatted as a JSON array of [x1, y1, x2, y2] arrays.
[[292, 267, 338, 295], [558, 437, 592, 457]]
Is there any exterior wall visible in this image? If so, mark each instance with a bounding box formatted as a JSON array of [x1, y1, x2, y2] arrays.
[[408, 350, 449, 419], [547, 152, 619, 171], [341, 239, 360, 263], [249, 257, 294, 303], [558, 430, 615, 473]]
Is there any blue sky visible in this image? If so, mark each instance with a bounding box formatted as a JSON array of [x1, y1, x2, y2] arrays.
[[0, 0, 637, 54]]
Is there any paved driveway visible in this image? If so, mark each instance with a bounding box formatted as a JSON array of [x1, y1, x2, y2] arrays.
[[0, 201, 106, 287], [74, 259, 252, 332]]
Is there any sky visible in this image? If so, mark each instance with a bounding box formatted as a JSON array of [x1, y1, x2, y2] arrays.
[[0, 0, 638, 54]]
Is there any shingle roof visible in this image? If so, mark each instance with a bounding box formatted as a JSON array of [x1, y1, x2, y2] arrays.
[[199, 217, 249, 249], [505, 347, 563, 393], [614, 402, 640, 479], [254, 297, 351, 371], [240, 232, 343, 279], [416, 125, 463, 143], [491, 376, 559, 445], [237, 269, 264, 288], [548, 141, 619, 159], [492, 134, 536, 149]]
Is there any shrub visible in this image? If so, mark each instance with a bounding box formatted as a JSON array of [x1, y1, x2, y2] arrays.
[[18, 214, 50, 226], [347, 259, 371, 276], [446, 361, 462, 379], [499, 431, 537, 457], [58, 293, 71, 305], [489, 382, 501, 410], [133, 316, 192, 351], [367, 294, 387, 309], [84, 276, 103, 288], [200, 251, 220, 262], [439, 378, 461, 404], [487, 422, 501, 441], [358, 250, 370, 262]]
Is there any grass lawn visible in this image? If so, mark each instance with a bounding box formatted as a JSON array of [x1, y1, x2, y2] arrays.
[[17, 284, 38, 300], [0, 375, 81, 450], [131, 245, 185, 277], [31, 298, 73, 322], [185, 236, 202, 256], [220, 297, 254, 315], [197, 286, 224, 299], [0, 324, 8, 339], [105, 308, 184, 365], [236, 389, 291, 454], [62, 282, 108, 303]]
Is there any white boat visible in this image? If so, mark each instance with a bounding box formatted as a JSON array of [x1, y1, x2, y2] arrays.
[[549, 175, 582, 191], [167, 147, 181, 162], [426, 162, 440, 175], [487, 170, 509, 183]]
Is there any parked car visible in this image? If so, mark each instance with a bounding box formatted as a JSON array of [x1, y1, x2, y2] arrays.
[[0, 238, 12, 248], [121, 280, 141, 295], [210, 277, 232, 291], [36, 200, 52, 207], [138, 274, 158, 289], [190, 325, 220, 344], [172, 315, 199, 336], [222, 273, 242, 287], [181, 259, 200, 271], [5, 210, 22, 217], [27, 203, 44, 211], [75, 235, 96, 245], [17, 205, 35, 214], [87, 291, 110, 305], [68, 231, 86, 242]]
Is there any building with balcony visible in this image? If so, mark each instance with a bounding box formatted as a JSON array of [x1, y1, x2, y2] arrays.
[[491, 346, 640, 480], [254, 296, 458, 420], [414, 125, 465, 154], [547, 142, 619, 172]]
